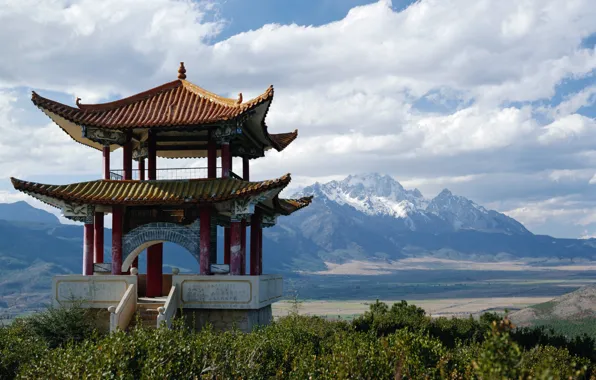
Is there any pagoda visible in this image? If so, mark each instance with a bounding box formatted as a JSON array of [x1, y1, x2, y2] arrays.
[[11, 63, 311, 332]]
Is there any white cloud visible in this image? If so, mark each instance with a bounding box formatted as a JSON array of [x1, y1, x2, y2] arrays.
[[0, 0, 595, 237]]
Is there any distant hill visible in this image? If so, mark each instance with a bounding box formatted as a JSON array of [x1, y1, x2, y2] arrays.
[[0, 201, 60, 224], [510, 286, 596, 326]]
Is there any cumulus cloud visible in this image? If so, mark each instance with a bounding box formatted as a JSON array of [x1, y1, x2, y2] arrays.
[[0, 0, 595, 237]]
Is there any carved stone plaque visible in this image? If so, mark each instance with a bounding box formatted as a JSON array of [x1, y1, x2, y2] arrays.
[[181, 280, 251, 304]]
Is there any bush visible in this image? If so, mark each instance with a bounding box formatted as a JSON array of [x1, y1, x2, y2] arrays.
[[0, 319, 46, 379], [22, 302, 100, 348], [4, 301, 596, 378]]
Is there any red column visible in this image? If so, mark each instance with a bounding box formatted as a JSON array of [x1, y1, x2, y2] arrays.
[[111, 206, 123, 275], [146, 245, 163, 297], [229, 220, 242, 275], [258, 224, 263, 275], [221, 141, 230, 178], [148, 131, 156, 180], [83, 222, 94, 275], [250, 210, 261, 275], [239, 157, 249, 274], [123, 138, 132, 180], [242, 157, 249, 181], [208, 135, 217, 178], [240, 219, 247, 275], [103, 146, 110, 180], [146, 130, 162, 296], [224, 227, 231, 265], [134, 158, 144, 270], [93, 212, 104, 263], [138, 158, 145, 180], [200, 206, 212, 275]]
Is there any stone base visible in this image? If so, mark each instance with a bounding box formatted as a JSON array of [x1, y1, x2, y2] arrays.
[[180, 305, 272, 333]]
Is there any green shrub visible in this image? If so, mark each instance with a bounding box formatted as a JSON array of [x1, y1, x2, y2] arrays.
[[0, 319, 46, 379], [8, 301, 596, 378], [22, 302, 100, 348]]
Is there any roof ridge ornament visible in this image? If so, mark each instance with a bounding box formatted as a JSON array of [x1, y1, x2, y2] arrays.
[[76, 97, 82, 107], [237, 93, 243, 104], [178, 62, 187, 80]]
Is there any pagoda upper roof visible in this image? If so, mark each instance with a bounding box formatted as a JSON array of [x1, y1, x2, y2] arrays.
[[32, 80, 273, 129], [11, 175, 293, 206], [274, 196, 313, 215], [30, 63, 298, 158]]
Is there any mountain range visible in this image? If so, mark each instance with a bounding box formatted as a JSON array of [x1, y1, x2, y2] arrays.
[[3, 173, 596, 312]]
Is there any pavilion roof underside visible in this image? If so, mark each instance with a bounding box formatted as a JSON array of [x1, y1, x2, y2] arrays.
[[31, 79, 298, 157], [11, 175, 294, 206]]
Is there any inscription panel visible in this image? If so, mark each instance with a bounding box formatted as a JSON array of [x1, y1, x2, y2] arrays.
[[181, 280, 252, 307], [173, 275, 283, 310], [52, 275, 137, 308]]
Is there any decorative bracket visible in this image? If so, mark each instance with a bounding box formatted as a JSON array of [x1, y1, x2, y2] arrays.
[[133, 142, 148, 160], [82, 126, 127, 146], [213, 123, 241, 144], [262, 214, 277, 228], [231, 198, 256, 220], [63, 204, 95, 223]]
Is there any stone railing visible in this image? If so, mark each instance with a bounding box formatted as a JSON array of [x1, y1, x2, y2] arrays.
[[108, 283, 137, 333], [157, 284, 179, 329]]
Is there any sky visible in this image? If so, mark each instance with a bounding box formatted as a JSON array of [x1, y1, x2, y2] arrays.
[[0, 0, 595, 238]]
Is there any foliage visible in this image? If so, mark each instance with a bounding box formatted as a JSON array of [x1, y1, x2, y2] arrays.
[[21, 302, 100, 348], [1, 301, 596, 378]]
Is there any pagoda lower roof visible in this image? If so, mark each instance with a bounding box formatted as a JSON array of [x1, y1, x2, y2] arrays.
[[11, 175, 293, 206]]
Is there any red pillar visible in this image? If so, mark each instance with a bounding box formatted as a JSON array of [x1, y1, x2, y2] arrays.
[[146, 131, 163, 295], [103, 145, 110, 180], [230, 220, 242, 275], [242, 157, 249, 181], [138, 158, 145, 180], [93, 212, 104, 263], [83, 223, 94, 275], [200, 206, 211, 275], [240, 157, 249, 274], [146, 245, 163, 297], [111, 206, 123, 275], [208, 134, 217, 179], [258, 224, 263, 275], [250, 210, 261, 275], [148, 132, 156, 180], [133, 158, 145, 270], [221, 141, 230, 178], [222, 142, 232, 262], [123, 137, 132, 180], [240, 219, 247, 275], [224, 227, 231, 265]]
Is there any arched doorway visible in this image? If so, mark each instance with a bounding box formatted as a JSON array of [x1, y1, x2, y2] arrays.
[[121, 222, 201, 273]]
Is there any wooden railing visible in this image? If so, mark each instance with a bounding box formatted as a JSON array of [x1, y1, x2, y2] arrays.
[[157, 285, 179, 329], [109, 167, 242, 181], [108, 283, 137, 333]]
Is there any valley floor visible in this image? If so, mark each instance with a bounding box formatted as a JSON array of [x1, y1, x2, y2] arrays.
[[273, 297, 554, 320]]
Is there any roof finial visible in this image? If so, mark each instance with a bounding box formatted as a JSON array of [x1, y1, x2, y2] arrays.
[[76, 97, 81, 107], [178, 62, 187, 80], [237, 92, 243, 104]]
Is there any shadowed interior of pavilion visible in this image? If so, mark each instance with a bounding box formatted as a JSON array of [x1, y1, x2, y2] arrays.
[[11, 62, 312, 332]]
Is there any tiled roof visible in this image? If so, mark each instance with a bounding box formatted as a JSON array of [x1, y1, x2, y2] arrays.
[[11, 175, 291, 206], [269, 130, 298, 151], [31, 80, 273, 129], [275, 196, 313, 215]]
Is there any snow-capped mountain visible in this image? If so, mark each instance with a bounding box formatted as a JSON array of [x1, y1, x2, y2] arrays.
[[427, 188, 530, 235], [296, 173, 530, 235], [268, 173, 596, 272]]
